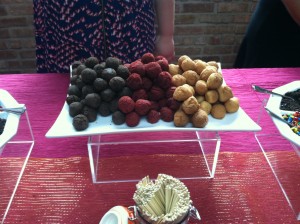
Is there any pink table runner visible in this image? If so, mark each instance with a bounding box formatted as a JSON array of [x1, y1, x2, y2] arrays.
[[1, 68, 299, 157], [0, 68, 299, 223], [1, 153, 298, 223]]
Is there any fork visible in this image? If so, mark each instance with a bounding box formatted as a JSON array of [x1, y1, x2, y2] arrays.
[[252, 85, 295, 101], [0, 105, 26, 115]]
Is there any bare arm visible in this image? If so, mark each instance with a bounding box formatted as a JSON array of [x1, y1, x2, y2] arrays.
[[282, 0, 300, 25], [154, 0, 175, 62]]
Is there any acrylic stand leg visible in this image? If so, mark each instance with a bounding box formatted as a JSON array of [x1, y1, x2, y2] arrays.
[[255, 99, 300, 220], [88, 131, 220, 184], [0, 110, 34, 223]]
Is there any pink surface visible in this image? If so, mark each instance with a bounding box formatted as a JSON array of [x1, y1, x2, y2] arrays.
[[0, 68, 299, 157], [0, 68, 299, 223], [1, 153, 298, 224]]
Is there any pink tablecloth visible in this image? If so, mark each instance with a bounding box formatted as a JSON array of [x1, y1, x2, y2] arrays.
[[1, 68, 299, 157], [0, 68, 299, 223]]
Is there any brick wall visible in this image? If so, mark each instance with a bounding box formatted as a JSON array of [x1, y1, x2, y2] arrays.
[[0, 0, 257, 74], [0, 0, 36, 74]]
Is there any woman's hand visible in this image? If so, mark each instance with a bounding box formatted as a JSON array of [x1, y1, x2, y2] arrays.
[[155, 35, 175, 62], [155, 0, 175, 62]]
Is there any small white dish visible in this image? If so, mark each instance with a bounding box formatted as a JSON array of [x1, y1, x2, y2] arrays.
[[0, 89, 24, 152], [265, 80, 300, 147], [100, 206, 130, 224]]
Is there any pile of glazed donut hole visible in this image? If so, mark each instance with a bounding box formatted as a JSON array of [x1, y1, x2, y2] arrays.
[[169, 55, 239, 128]]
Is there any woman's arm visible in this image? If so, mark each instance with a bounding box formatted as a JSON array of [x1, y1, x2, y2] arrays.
[[154, 0, 175, 62], [282, 0, 300, 25]]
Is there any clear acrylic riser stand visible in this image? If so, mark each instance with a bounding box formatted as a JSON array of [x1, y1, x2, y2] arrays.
[[0, 110, 34, 224], [88, 131, 220, 184], [254, 99, 300, 220]]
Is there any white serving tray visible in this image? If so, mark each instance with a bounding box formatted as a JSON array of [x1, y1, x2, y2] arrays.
[[46, 63, 261, 138], [265, 80, 300, 147], [0, 90, 23, 151], [46, 100, 261, 138]]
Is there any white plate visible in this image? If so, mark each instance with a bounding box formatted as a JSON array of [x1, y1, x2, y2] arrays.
[[0, 89, 23, 152], [46, 64, 261, 138], [46, 68, 261, 139], [265, 81, 300, 147], [46, 102, 261, 138]]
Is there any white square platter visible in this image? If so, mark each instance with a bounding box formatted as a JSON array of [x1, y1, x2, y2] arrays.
[[46, 102, 261, 138], [46, 67, 261, 138]]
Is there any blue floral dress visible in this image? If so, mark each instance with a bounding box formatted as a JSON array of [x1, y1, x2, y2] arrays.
[[33, 0, 156, 73]]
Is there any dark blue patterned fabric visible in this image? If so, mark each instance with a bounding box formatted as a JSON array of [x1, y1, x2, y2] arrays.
[[33, 0, 156, 73]]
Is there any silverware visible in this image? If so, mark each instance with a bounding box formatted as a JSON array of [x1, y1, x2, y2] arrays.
[[252, 85, 295, 101], [265, 107, 293, 127], [0, 105, 26, 115]]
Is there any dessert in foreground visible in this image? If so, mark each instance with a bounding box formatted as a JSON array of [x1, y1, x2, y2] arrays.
[[133, 174, 200, 224]]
